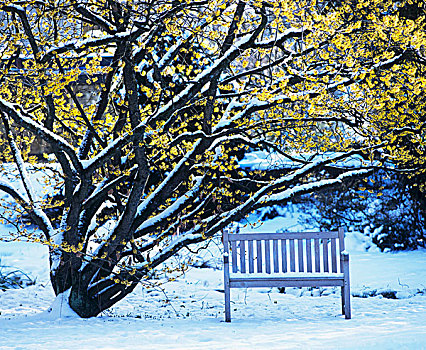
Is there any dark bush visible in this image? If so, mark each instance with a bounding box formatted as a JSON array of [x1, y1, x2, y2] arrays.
[[299, 171, 425, 251], [0, 260, 35, 290]]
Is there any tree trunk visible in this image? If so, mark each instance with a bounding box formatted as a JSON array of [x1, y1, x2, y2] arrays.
[[50, 253, 137, 317]]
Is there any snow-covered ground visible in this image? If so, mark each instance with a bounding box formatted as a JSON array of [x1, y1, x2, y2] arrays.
[[1, 211, 425, 349]]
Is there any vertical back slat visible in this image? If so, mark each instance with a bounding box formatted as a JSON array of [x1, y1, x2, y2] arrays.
[[314, 238, 320, 272], [306, 239, 312, 273], [331, 238, 337, 273], [298, 239, 304, 272], [265, 240, 271, 274], [231, 240, 238, 273], [256, 240, 263, 273], [289, 239, 296, 272], [323, 239, 329, 272], [338, 227, 345, 273], [248, 240, 254, 273], [273, 240, 279, 273], [281, 239, 287, 272], [240, 239, 246, 273]]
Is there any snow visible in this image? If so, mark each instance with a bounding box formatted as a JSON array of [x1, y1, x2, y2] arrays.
[[239, 150, 299, 170], [214, 97, 266, 131], [0, 169, 425, 349], [39, 289, 80, 320], [239, 150, 373, 171], [1, 210, 425, 349], [0, 243, 425, 349]]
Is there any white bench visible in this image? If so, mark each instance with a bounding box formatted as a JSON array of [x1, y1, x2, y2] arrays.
[[222, 228, 351, 321]]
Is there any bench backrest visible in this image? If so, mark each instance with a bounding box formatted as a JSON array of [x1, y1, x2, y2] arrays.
[[223, 228, 346, 274]]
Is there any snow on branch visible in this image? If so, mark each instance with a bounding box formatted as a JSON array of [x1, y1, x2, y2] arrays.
[[135, 139, 203, 219], [134, 231, 205, 272], [3, 121, 53, 236], [157, 31, 192, 70], [0, 98, 83, 173], [253, 27, 307, 48], [257, 169, 372, 206], [0, 179, 30, 206], [0, 179, 53, 238], [82, 166, 138, 210], [135, 176, 205, 236], [213, 94, 290, 132], [81, 26, 311, 175], [73, 4, 116, 34], [81, 124, 143, 173]]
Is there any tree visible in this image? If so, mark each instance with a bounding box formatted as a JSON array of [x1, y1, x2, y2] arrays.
[[0, 0, 424, 317]]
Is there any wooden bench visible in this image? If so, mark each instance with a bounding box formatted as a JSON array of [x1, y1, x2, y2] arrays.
[[222, 228, 351, 321]]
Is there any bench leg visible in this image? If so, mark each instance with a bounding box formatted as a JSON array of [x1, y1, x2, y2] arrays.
[[341, 253, 351, 319], [341, 286, 345, 315], [344, 280, 351, 319], [224, 283, 231, 322]]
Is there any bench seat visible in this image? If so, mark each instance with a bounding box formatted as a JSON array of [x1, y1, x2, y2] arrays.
[[229, 276, 344, 288], [230, 273, 344, 288]]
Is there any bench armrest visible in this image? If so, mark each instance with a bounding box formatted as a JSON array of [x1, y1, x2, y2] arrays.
[[223, 252, 229, 263], [340, 250, 350, 261]]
